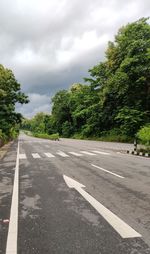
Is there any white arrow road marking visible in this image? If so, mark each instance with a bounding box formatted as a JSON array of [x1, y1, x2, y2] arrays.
[[6, 142, 20, 254], [44, 152, 55, 158], [69, 152, 83, 156], [92, 151, 110, 155], [57, 151, 69, 157], [80, 151, 96, 156], [91, 164, 124, 179], [19, 153, 27, 159], [63, 175, 141, 239], [32, 153, 41, 158]]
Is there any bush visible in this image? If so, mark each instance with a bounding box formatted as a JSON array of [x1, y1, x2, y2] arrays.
[[33, 133, 59, 140], [72, 133, 85, 139], [0, 129, 8, 146], [115, 107, 145, 136], [72, 129, 133, 142], [137, 124, 150, 146], [8, 128, 19, 140], [98, 129, 133, 143]]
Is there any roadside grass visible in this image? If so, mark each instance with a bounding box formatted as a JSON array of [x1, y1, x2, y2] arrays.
[[0, 141, 14, 159], [33, 133, 59, 140], [24, 130, 59, 141], [72, 133, 133, 143], [137, 145, 150, 154]]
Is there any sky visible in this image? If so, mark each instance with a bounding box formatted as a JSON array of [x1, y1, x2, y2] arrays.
[[0, 0, 149, 118]]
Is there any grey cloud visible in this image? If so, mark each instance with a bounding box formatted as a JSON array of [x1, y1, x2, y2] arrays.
[[17, 93, 51, 118], [0, 0, 149, 117]]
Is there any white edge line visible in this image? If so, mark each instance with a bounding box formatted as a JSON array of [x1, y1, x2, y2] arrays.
[[91, 164, 124, 179], [6, 141, 19, 254]]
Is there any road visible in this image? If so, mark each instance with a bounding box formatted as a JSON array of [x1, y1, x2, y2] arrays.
[[0, 133, 150, 253]]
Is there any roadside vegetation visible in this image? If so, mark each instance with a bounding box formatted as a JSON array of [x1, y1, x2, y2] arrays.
[[22, 18, 150, 147], [24, 130, 59, 141], [136, 124, 150, 152], [0, 65, 29, 147]]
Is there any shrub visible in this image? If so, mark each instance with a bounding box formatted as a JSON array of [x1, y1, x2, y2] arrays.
[[8, 128, 19, 140], [137, 124, 150, 146], [98, 129, 133, 143], [0, 129, 8, 146], [33, 133, 59, 140], [115, 107, 145, 136]]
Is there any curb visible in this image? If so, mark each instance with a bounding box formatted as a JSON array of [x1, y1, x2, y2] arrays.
[[127, 150, 150, 157]]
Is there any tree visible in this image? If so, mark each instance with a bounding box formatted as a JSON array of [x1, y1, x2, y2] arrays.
[[44, 115, 56, 135], [22, 18, 150, 141], [51, 90, 72, 134], [85, 18, 150, 136], [0, 64, 29, 137], [137, 124, 150, 145], [105, 18, 150, 112], [115, 107, 145, 136]]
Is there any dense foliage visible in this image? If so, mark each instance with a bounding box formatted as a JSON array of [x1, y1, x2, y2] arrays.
[[137, 124, 150, 146], [23, 18, 150, 142], [0, 64, 29, 144]]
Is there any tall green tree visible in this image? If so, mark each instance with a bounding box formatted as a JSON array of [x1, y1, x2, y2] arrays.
[[51, 90, 72, 134], [0, 64, 29, 137], [86, 18, 150, 136], [23, 18, 150, 141]]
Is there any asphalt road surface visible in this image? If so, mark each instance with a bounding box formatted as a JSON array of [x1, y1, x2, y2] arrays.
[[0, 133, 150, 254]]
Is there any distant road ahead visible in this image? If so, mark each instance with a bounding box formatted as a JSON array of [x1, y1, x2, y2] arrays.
[[1, 133, 150, 253]]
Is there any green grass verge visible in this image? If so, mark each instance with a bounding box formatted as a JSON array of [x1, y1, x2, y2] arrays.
[[31, 132, 59, 140], [72, 133, 133, 143]]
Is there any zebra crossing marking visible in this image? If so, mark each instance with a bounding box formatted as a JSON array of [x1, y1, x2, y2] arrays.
[[80, 151, 96, 156], [56, 151, 69, 157], [19, 153, 26, 159], [69, 152, 83, 156], [44, 152, 55, 158], [92, 151, 110, 155], [19, 150, 112, 160], [32, 153, 41, 158]]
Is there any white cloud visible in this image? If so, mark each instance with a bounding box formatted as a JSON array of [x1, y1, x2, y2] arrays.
[[57, 31, 109, 65]]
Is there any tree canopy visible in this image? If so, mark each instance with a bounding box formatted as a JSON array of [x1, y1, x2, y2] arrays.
[[0, 64, 29, 140], [22, 18, 150, 142]]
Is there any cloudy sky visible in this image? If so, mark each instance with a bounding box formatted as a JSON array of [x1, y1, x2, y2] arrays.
[[0, 0, 149, 118]]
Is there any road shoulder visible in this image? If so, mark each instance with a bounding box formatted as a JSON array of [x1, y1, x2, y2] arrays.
[[0, 140, 18, 253]]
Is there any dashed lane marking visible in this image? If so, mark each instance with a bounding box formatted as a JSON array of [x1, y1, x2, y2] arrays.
[[91, 164, 124, 179]]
